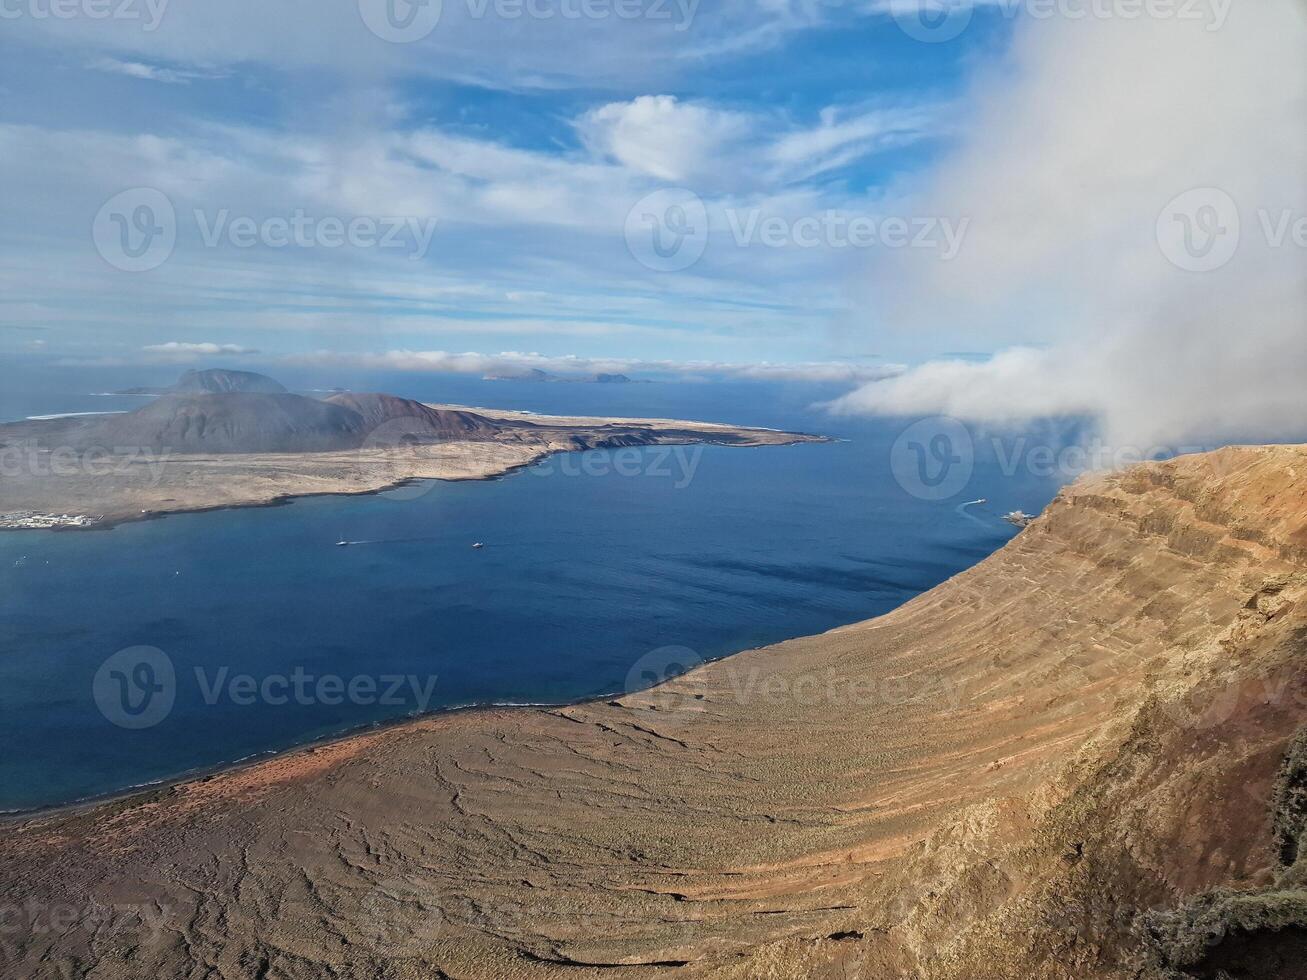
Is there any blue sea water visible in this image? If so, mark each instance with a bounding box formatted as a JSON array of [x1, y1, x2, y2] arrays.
[[0, 365, 1065, 812]]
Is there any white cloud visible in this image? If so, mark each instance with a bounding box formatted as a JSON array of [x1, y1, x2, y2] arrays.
[[88, 58, 226, 85], [863, 0, 1007, 13], [829, 347, 1095, 420], [577, 96, 755, 183], [577, 96, 936, 190], [764, 105, 937, 182], [834, 2, 1307, 447]]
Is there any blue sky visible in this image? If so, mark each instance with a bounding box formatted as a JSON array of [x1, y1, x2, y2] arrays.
[[2, 0, 1303, 450], [0, 1, 1016, 379]]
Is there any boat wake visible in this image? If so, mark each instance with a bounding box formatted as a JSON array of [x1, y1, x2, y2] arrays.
[[955, 498, 991, 528]]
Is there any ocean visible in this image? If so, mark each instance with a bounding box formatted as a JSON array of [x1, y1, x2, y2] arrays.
[[0, 364, 1066, 812]]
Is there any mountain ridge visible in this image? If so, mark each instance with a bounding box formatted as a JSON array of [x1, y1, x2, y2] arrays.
[[7, 375, 535, 455]]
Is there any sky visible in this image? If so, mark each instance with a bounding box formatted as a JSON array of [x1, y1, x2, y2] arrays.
[[1, 0, 1304, 444]]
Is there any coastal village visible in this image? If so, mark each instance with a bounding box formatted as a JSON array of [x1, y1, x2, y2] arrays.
[[0, 511, 100, 530]]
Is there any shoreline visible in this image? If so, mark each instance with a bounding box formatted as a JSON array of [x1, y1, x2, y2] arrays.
[[0, 436, 825, 534], [1, 641, 758, 825], [0, 422, 828, 816], [0, 701, 555, 825], [0, 444, 552, 535], [0, 402, 828, 532]]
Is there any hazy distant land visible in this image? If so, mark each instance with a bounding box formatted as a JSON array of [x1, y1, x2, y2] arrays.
[[0, 370, 824, 529], [482, 367, 646, 384]]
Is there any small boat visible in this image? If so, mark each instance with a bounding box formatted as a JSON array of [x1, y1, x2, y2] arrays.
[[472, 542, 485, 550], [336, 540, 350, 547]]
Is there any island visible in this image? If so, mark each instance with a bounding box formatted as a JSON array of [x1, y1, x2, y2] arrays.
[[2, 444, 1304, 978], [483, 368, 644, 383], [0, 370, 825, 529]]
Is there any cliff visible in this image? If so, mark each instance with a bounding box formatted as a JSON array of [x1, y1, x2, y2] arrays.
[[2, 446, 1305, 978]]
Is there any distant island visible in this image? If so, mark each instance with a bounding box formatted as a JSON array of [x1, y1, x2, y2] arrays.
[[483, 368, 646, 384], [0, 369, 824, 529]]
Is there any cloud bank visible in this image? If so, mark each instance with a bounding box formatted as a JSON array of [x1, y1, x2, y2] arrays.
[[833, 1, 1307, 447]]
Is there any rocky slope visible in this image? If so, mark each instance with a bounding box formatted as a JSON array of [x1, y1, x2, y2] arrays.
[[83, 392, 374, 454], [2, 446, 1305, 978], [323, 392, 512, 442]]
